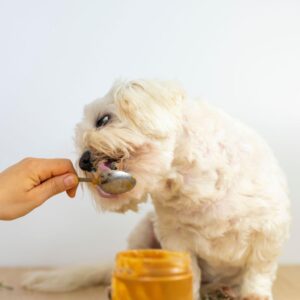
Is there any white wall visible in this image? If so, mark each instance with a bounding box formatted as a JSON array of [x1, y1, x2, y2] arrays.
[[0, 0, 299, 266]]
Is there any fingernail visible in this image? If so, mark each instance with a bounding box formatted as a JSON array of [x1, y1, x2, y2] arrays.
[[63, 175, 78, 189]]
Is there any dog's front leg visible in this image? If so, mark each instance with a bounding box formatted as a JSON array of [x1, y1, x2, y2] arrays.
[[159, 238, 201, 300], [189, 254, 201, 300], [240, 262, 277, 300]]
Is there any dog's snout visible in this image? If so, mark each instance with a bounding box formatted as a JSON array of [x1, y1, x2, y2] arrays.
[[79, 150, 94, 172]]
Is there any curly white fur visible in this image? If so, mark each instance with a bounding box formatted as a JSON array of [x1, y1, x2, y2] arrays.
[[23, 80, 290, 300]]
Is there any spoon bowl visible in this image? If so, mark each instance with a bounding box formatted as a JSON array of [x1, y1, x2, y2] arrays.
[[78, 170, 136, 195]]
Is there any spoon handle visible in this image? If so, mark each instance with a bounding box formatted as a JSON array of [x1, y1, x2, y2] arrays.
[[78, 177, 99, 184]]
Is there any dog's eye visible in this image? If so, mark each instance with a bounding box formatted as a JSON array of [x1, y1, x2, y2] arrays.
[[96, 114, 111, 128]]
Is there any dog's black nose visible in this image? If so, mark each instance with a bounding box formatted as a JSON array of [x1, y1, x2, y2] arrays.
[[79, 150, 94, 172]]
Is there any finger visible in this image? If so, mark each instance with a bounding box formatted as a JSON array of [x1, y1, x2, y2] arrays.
[[30, 158, 77, 184], [30, 173, 78, 204], [66, 185, 78, 198]]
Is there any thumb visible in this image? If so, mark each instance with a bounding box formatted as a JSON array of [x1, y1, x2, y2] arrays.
[[32, 173, 78, 204]]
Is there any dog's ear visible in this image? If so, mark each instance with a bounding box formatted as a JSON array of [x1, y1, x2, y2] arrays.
[[113, 79, 186, 138]]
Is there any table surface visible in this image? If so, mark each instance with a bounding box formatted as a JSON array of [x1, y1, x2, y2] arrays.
[[0, 266, 299, 299]]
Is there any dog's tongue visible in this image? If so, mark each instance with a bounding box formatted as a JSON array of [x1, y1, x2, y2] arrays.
[[98, 162, 110, 172]]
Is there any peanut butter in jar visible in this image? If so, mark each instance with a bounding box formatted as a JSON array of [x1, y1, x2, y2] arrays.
[[112, 249, 193, 300]]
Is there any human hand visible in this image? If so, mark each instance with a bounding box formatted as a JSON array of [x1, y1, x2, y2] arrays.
[[0, 158, 78, 220]]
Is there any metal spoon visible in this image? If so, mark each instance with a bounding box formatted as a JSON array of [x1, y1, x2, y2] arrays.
[[78, 170, 136, 194]]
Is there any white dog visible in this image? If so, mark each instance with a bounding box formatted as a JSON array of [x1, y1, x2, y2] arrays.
[[23, 80, 290, 300]]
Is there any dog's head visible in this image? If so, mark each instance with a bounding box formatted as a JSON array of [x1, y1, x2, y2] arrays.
[[75, 79, 185, 212]]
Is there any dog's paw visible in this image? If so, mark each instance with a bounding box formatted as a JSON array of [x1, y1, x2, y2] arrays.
[[22, 269, 80, 292], [241, 295, 271, 300], [202, 285, 237, 300], [22, 270, 58, 292]]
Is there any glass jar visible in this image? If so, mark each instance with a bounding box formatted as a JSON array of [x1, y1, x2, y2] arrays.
[[112, 249, 193, 300]]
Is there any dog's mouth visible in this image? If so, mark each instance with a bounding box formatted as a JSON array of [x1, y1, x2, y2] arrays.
[[93, 152, 124, 171], [102, 158, 119, 171], [90, 156, 126, 199]]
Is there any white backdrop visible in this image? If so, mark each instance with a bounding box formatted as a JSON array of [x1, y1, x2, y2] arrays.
[[0, 0, 299, 266]]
